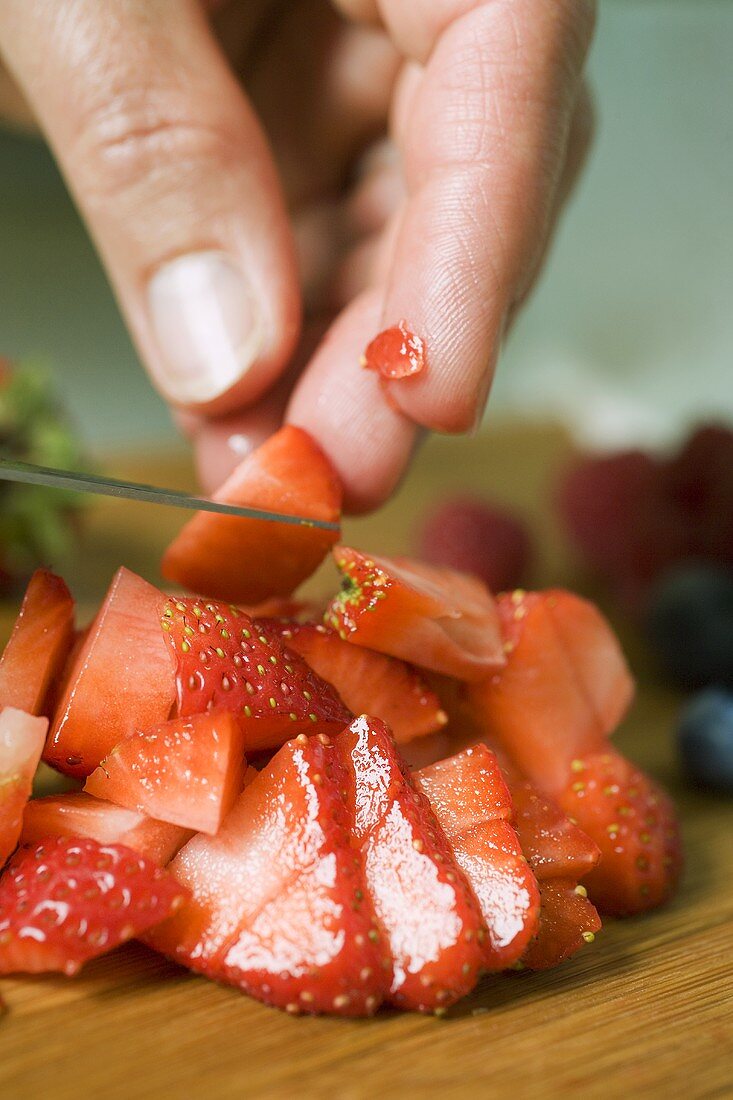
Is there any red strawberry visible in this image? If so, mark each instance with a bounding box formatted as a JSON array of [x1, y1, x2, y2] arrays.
[[415, 745, 541, 970], [21, 792, 192, 866], [325, 547, 505, 682], [45, 569, 176, 777], [522, 881, 601, 971], [557, 749, 683, 916], [163, 598, 351, 751], [336, 716, 485, 1012], [261, 619, 447, 742], [0, 708, 48, 866], [162, 426, 341, 605], [417, 496, 532, 593], [664, 423, 733, 565], [147, 733, 390, 1017], [0, 836, 188, 976], [0, 570, 75, 716], [85, 712, 247, 835]]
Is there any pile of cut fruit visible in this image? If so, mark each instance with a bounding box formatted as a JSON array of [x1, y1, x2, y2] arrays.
[[0, 427, 682, 1017]]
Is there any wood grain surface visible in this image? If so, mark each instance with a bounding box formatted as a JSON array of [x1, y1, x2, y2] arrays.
[[1, 423, 731, 1100]]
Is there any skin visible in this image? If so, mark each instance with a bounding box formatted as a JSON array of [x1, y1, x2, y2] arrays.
[[0, 0, 596, 512]]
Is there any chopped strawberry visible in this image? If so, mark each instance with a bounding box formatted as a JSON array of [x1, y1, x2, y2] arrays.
[[336, 716, 485, 1012], [522, 881, 602, 971], [0, 708, 48, 866], [325, 547, 505, 682], [362, 321, 426, 380], [161, 426, 341, 605], [415, 745, 540, 970], [0, 836, 188, 976], [417, 497, 532, 593], [557, 749, 683, 916], [163, 598, 351, 751], [21, 792, 192, 866], [0, 570, 75, 716], [45, 569, 176, 777], [147, 733, 390, 1016], [85, 712, 247, 835], [261, 620, 447, 742]]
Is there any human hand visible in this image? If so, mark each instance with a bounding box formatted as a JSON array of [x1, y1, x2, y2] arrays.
[[0, 0, 595, 511]]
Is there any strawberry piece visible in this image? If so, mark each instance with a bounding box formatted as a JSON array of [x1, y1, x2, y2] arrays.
[[415, 745, 540, 970], [417, 497, 531, 593], [45, 568, 176, 777], [21, 792, 192, 866], [85, 712, 247, 835], [161, 426, 341, 605], [557, 749, 683, 916], [0, 708, 48, 867], [469, 590, 633, 793], [0, 570, 75, 715], [163, 598, 351, 751], [509, 779, 600, 884], [0, 836, 188, 976], [262, 619, 447, 742], [326, 547, 505, 682], [147, 733, 389, 1016], [522, 881, 602, 971], [362, 321, 426, 380], [336, 716, 485, 1012]]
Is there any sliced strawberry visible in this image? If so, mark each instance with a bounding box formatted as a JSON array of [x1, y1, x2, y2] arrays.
[[509, 779, 600, 883], [415, 745, 540, 970], [0, 836, 188, 976], [325, 547, 505, 682], [21, 791, 192, 865], [0, 708, 48, 866], [162, 426, 341, 605], [147, 734, 389, 1016], [468, 590, 633, 793], [45, 569, 176, 777], [84, 712, 247, 835], [336, 716, 485, 1012], [557, 749, 683, 916], [522, 881, 602, 971], [262, 620, 447, 742], [362, 321, 426, 380], [0, 570, 75, 715], [163, 597, 351, 751]]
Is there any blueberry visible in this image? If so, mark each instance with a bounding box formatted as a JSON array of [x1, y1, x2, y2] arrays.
[[677, 689, 733, 792], [645, 563, 733, 689]]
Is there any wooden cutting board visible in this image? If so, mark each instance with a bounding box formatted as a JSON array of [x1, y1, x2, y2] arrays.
[[1, 423, 731, 1100]]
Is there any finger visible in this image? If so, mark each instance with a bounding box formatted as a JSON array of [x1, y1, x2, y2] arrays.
[[286, 290, 419, 513], [371, 0, 596, 432], [0, 0, 300, 415], [331, 0, 382, 25]]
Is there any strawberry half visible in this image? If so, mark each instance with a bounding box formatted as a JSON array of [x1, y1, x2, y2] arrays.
[[162, 426, 341, 605], [147, 733, 390, 1017], [0, 570, 75, 716], [336, 716, 486, 1012], [0, 708, 48, 867], [45, 568, 176, 777], [0, 836, 188, 976], [163, 597, 351, 751], [325, 547, 505, 682], [415, 745, 541, 970], [85, 712, 247, 835], [261, 619, 447, 742], [21, 792, 192, 866]]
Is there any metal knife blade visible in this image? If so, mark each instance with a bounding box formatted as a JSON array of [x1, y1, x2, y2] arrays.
[[0, 459, 339, 531]]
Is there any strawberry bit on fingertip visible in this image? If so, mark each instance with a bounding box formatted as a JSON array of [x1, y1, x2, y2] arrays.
[[361, 321, 426, 380]]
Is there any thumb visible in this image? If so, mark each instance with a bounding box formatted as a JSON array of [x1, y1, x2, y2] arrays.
[[0, 0, 300, 414]]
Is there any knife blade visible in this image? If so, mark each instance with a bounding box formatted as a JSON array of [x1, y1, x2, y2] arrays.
[[0, 459, 339, 531]]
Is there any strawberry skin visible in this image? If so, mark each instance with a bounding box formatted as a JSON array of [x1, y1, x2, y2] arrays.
[[0, 836, 188, 976], [161, 426, 341, 605], [0, 570, 75, 716], [326, 547, 505, 682], [557, 749, 683, 915], [261, 619, 447, 742], [336, 716, 486, 1012], [147, 734, 389, 1016], [163, 598, 351, 751]]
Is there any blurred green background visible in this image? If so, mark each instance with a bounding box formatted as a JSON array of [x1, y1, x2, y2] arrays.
[[1, 1, 731, 452]]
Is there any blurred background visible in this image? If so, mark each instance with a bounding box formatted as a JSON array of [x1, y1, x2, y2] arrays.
[[0, 0, 731, 454]]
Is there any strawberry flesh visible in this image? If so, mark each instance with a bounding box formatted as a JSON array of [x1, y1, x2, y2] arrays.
[[522, 881, 602, 971], [0, 708, 48, 867], [0, 570, 75, 716]]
